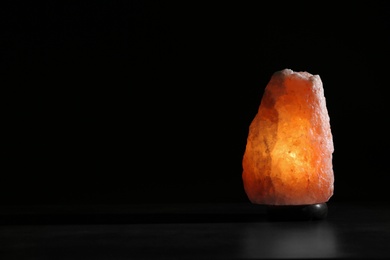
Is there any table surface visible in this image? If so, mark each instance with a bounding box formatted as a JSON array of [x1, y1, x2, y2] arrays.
[[1, 201, 389, 259]]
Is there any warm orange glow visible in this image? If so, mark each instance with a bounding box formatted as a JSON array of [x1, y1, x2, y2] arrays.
[[242, 69, 334, 205]]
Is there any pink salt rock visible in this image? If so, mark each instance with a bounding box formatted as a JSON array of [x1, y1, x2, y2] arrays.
[[242, 69, 334, 205]]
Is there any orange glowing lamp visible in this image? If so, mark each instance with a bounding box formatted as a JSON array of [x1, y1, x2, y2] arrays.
[[242, 69, 334, 214]]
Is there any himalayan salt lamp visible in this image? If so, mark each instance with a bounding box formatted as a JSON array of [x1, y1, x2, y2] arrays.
[[242, 69, 334, 219]]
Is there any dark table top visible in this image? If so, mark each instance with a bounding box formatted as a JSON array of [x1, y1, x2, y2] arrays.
[[0, 201, 389, 259]]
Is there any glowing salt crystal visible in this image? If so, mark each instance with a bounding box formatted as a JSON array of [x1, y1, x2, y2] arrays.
[[242, 69, 334, 205]]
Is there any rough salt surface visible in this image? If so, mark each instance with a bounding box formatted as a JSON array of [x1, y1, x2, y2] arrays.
[[242, 69, 334, 205]]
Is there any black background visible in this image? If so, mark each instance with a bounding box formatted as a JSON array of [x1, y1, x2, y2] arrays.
[[2, 1, 390, 205]]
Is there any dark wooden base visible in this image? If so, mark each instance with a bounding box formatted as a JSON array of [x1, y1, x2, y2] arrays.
[[266, 203, 328, 221]]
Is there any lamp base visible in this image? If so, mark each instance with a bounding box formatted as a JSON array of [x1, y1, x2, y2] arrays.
[[266, 203, 328, 221]]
